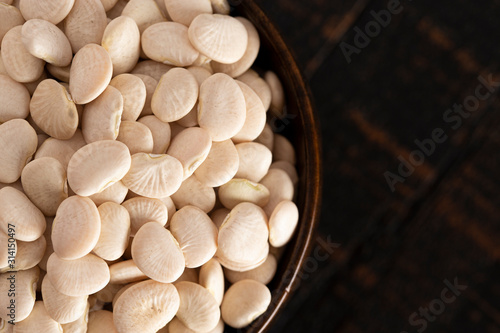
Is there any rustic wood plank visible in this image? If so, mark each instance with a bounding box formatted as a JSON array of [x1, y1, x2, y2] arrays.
[[253, 0, 500, 332]]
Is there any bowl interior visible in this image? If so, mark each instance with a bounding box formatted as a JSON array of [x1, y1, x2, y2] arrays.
[[231, 2, 322, 332]]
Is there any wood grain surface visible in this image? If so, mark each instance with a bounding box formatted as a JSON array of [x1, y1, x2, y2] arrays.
[[252, 0, 500, 332]]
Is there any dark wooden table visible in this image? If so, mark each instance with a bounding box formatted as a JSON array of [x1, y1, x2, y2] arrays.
[[253, 0, 500, 332]]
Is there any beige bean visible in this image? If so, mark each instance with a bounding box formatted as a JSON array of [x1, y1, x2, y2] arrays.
[[20, 0, 74, 24], [168, 317, 224, 333], [132, 222, 185, 282], [22, 70, 48, 96], [0, 187, 45, 242], [38, 217, 54, 271], [121, 0, 166, 34], [142, 22, 199, 67], [30, 79, 78, 140], [268, 200, 299, 247], [218, 178, 270, 209], [237, 69, 272, 111], [216, 202, 269, 271], [13, 301, 62, 333], [221, 279, 271, 328], [273, 133, 296, 165], [93, 202, 130, 261], [110, 73, 146, 121], [102, 16, 141, 75], [46, 63, 71, 83], [270, 160, 299, 186], [0, 231, 15, 268], [170, 122, 186, 140], [1, 26, 44, 83], [52, 196, 101, 260], [255, 123, 274, 151], [165, 0, 212, 26], [131, 60, 171, 81], [198, 73, 246, 141], [167, 127, 211, 179], [69, 43, 113, 104], [113, 280, 180, 333], [109, 259, 147, 285], [134, 74, 157, 117], [188, 14, 247, 64], [174, 267, 199, 284], [99, 0, 118, 11], [0, 267, 39, 323], [87, 310, 118, 333], [265, 70, 285, 117], [170, 206, 218, 268], [67, 140, 132, 197], [0, 55, 7, 76], [64, 0, 107, 53], [260, 168, 294, 216], [212, 17, 259, 78], [35, 138, 76, 170], [160, 196, 177, 221], [235, 142, 272, 182], [21, 157, 68, 217], [151, 68, 198, 122], [60, 301, 89, 333], [46, 252, 110, 297], [0, 119, 37, 183], [193, 54, 214, 72], [138, 115, 171, 154], [210, 0, 230, 14], [122, 197, 168, 236], [194, 139, 239, 187], [94, 283, 123, 303], [224, 253, 277, 285], [37, 134, 49, 149], [0, 319, 13, 332], [82, 85, 124, 143], [116, 121, 154, 155], [0, 3, 24, 44], [42, 276, 88, 324], [122, 153, 183, 198], [175, 281, 220, 332], [21, 19, 72, 66], [170, 175, 216, 213], [199, 258, 224, 305], [61, 129, 87, 151], [106, 0, 128, 20], [232, 80, 266, 143], [187, 66, 212, 84], [0, 74, 30, 122], [88, 180, 128, 206], [209, 208, 229, 229], [269, 244, 286, 261], [88, 296, 104, 313], [0, 179, 23, 192], [154, 0, 170, 18], [176, 110, 200, 129], [0, 235, 45, 273]]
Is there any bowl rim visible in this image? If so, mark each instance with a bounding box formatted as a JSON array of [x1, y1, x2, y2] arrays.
[[237, 1, 323, 332]]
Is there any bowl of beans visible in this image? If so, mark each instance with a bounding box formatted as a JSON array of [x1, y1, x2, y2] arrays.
[[0, 0, 321, 332]]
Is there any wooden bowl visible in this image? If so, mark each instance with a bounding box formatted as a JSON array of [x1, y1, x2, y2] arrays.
[[231, 1, 322, 332]]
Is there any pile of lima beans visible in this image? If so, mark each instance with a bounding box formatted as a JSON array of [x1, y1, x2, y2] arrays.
[[0, 0, 299, 332]]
